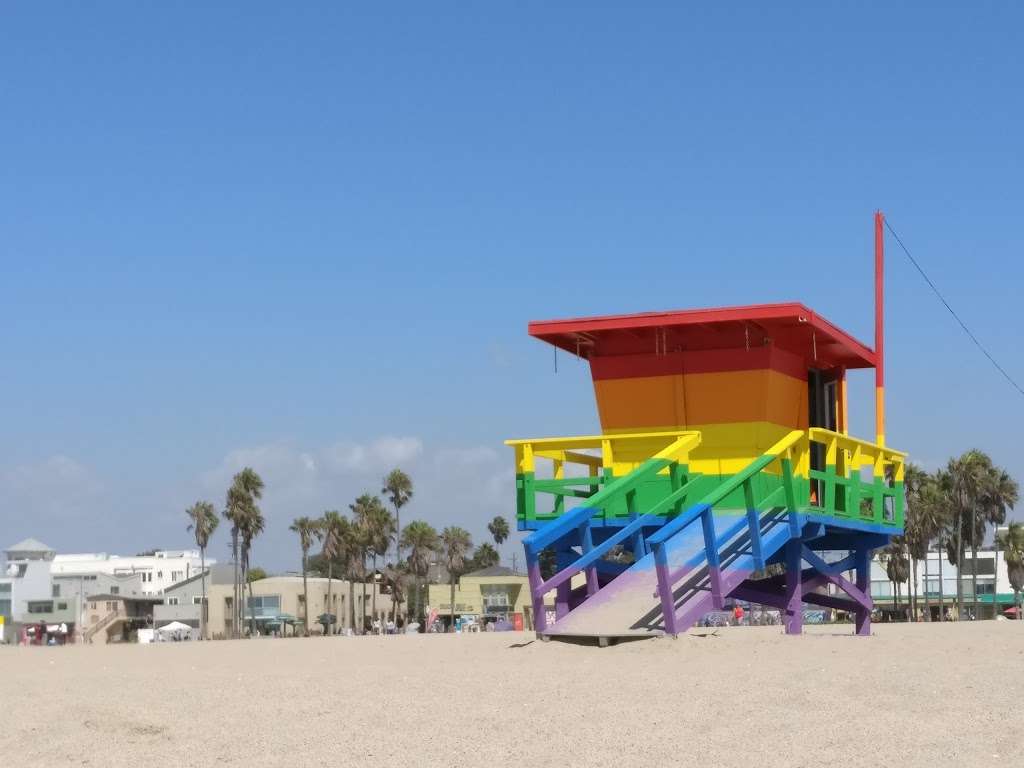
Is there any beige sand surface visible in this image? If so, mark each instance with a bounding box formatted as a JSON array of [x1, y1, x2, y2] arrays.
[[2, 622, 1022, 767]]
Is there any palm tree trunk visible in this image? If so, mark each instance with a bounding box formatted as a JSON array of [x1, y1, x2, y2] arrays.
[[911, 557, 919, 621], [348, 579, 356, 633], [231, 528, 240, 639], [302, 550, 309, 636], [955, 512, 964, 620], [449, 576, 456, 631], [248, 576, 256, 637], [922, 553, 932, 622], [938, 540, 945, 621], [970, 507, 979, 620], [326, 562, 333, 637], [361, 564, 368, 635], [200, 547, 207, 640], [371, 554, 378, 632]]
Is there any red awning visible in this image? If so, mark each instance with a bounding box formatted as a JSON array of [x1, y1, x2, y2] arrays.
[[528, 302, 877, 370]]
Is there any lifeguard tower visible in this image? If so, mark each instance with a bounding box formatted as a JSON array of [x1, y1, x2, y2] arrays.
[[508, 214, 905, 642]]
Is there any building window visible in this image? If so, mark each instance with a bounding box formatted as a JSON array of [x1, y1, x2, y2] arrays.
[[961, 558, 995, 577], [925, 580, 941, 596], [111, 586, 120, 595], [171, 571, 183, 582], [57, 602, 67, 610], [166, 597, 180, 606], [157, 571, 163, 579], [52, 584, 61, 598], [28, 601, 54, 614], [246, 595, 281, 618], [192, 596, 206, 605]]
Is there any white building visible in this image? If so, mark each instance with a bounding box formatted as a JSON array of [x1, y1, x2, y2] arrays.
[[0, 538, 76, 641], [869, 544, 1017, 620], [50, 549, 210, 595]]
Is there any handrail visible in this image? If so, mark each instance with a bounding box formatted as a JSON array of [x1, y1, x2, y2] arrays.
[[522, 432, 702, 632], [647, 430, 804, 547], [536, 513, 660, 594], [85, 608, 123, 642], [808, 428, 907, 459]]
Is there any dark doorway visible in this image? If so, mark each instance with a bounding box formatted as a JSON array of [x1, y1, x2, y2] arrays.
[[807, 370, 838, 508]]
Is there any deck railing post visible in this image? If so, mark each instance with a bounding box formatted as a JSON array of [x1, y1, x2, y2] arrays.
[[525, 545, 547, 635], [578, 519, 598, 597], [784, 538, 803, 635], [700, 506, 722, 608], [654, 542, 678, 636], [742, 478, 764, 571], [854, 543, 872, 636]]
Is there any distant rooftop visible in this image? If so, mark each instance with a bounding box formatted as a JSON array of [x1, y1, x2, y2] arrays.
[[5, 538, 55, 554]]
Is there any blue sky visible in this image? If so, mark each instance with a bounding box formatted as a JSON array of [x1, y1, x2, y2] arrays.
[[2, 2, 1022, 570]]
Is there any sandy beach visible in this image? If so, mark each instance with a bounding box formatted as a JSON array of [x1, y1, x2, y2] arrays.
[[2, 622, 1022, 767]]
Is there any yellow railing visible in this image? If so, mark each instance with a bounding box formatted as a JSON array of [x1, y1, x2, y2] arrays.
[[507, 430, 702, 522], [808, 427, 906, 480], [506, 429, 702, 477]]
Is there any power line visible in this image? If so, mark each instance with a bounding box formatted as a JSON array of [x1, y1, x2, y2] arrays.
[[884, 218, 1024, 398]]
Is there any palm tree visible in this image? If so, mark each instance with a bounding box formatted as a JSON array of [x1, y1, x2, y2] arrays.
[[998, 522, 1024, 619], [472, 542, 500, 570], [319, 510, 347, 636], [441, 526, 472, 630], [382, 469, 413, 564], [903, 465, 950, 621], [942, 452, 989, 619], [239, 504, 266, 637], [982, 467, 1019, 617], [901, 464, 928, 619], [487, 516, 510, 549], [350, 494, 392, 633], [223, 468, 264, 638], [882, 538, 909, 617], [401, 520, 439, 626], [290, 516, 321, 636], [186, 500, 219, 639]]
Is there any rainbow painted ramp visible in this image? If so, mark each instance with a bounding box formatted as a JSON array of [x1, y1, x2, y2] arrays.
[[543, 510, 791, 639]]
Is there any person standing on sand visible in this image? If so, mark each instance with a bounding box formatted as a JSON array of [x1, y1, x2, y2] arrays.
[[733, 604, 744, 626]]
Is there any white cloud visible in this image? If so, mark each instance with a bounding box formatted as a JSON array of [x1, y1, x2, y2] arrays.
[[0, 455, 106, 539], [323, 436, 424, 473]]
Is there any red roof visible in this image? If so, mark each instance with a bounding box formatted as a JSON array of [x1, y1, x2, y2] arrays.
[[528, 302, 877, 370]]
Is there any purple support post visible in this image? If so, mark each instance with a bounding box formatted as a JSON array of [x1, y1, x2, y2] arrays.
[[526, 554, 546, 635], [854, 544, 871, 636], [784, 538, 803, 635], [654, 543, 678, 636], [555, 580, 571, 620]]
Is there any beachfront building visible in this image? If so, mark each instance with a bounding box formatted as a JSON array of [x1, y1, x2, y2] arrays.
[[427, 566, 531, 629], [0, 538, 76, 642], [869, 544, 1017, 621], [160, 565, 395, 637], [50, 549, 210, 595], [0, 538, 166, 642], [80, 593, 163, 643]]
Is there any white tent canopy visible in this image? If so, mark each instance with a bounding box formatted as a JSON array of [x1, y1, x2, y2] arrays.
[[157, 621, 191, 633]]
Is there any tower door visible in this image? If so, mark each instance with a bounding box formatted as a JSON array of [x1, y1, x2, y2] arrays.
[[807, 369, 838, 507]]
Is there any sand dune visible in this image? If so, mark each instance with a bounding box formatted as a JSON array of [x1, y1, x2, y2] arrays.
[[1, 622, 1021, 767]]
